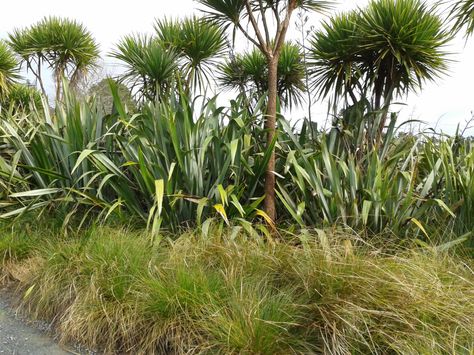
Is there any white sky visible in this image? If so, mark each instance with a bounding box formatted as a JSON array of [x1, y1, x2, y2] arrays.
[[1, 0, 473, 134]]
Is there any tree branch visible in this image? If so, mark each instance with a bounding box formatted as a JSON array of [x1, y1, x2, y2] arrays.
[[237, 23, 265, 52], [30, 57, 48, 100], [271, 1, 281, 29], [273, 0, 297, 56], [244, 0, 268, 53], [258, 0, 271, 45]]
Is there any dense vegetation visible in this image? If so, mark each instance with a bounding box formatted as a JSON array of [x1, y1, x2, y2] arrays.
[[0, 0, 473, 353], [1, 87, 473, 244], [1, 222, 473, 353]]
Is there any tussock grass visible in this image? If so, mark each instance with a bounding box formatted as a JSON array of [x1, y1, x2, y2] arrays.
[[0, 223, 473, 354]]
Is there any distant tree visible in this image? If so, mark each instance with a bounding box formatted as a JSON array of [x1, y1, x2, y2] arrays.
[[197, 0, 332, 222], [8, 16, 100, 102], [88, 78, 136, 113], [0, 41, 19, 99]]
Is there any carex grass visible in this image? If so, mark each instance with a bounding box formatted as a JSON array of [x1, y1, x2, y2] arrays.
[[0, 220, 473, 354]]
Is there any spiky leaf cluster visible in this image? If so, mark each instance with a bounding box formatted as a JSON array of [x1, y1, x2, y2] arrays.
[[112, 17, 227, 101], [451, 0, 474, 38], [8, 17, 100, 91], [0, 41, 20, 98], [219, 42, 306, 109], [310, 0, 450, 108]]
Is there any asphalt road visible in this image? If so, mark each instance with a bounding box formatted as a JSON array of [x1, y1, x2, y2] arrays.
[[0, 298, 69, 355]]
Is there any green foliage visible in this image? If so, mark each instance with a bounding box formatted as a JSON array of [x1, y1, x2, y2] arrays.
[[451, 0, 474, 37], [196, 0, 332, 30], [276, 103, 474, 240], [195, 0, 246, 28], [8, 16, 100, 99], [113, 17, 227, 101], [91, 83, 274, 230], [1, 84, 474, 242], [0, 84, 114, 223], [1, 6, 473, 354], [0, 83, 274, 232], [0, 84, 43, 113], [155, 16, 227, 92], [309, 12, 361, 103], [111, 35, 179, 102], [219, 42, 306, 109], [310, 0, 450, 108], [0, 41, 19, 98], [1, 224, 473, 353]]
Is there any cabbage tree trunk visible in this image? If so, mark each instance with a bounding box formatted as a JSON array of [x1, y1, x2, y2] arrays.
[[264, 56, 279, 222]]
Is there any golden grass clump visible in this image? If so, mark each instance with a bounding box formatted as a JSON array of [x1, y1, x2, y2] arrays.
[[0, 224, 473, 354]]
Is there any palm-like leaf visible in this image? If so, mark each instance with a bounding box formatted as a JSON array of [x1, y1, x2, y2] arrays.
[[219, 42, 305, 109], [111, 35, 179, 102], [310, 0, 450, 108], [197, 0, 332, 29], [360, 0, 450, 99], [295, 0, 333, 12], [43, 17, 100, 88], [0, 42, 20, 98], [155, 17, 227, 92], [195, 0, 245, 27], [8, 17, 100, 99], [8, 29, 39, 60], [154, 17, 182, 49], [309, 12, 362, 102], [236, 49, 267, 92], [451, 0, 474, 37], [8, 27, 48, 97]]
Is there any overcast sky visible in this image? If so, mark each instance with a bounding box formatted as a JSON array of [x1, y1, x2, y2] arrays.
[[1, 0, 473, 134]]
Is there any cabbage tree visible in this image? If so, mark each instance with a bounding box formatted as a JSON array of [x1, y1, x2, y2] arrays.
[[8, 17, 100, 102], [111, 35, 179, 102], [219, 42, 306, 110], [310, 0, 450, 137], [155, 16, 227, 92], [112, 17, 226, 101], [197, 0, 332, 222]]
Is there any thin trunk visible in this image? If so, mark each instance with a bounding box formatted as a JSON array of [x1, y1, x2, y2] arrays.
[[376, 63, 397, 146], [372, 74, 385, 148], [302, 39, 315, 140], [376, 79, 395, 147], [56, 72, 61, 103], [264, 57, 279, 222], [297, 12, 313, 129], [242, 0, 296, 225], [373, 77, 384, 111], [35, 60, 48, 101], [55, 63, 64, 103], [348, 88, 358, 106]]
